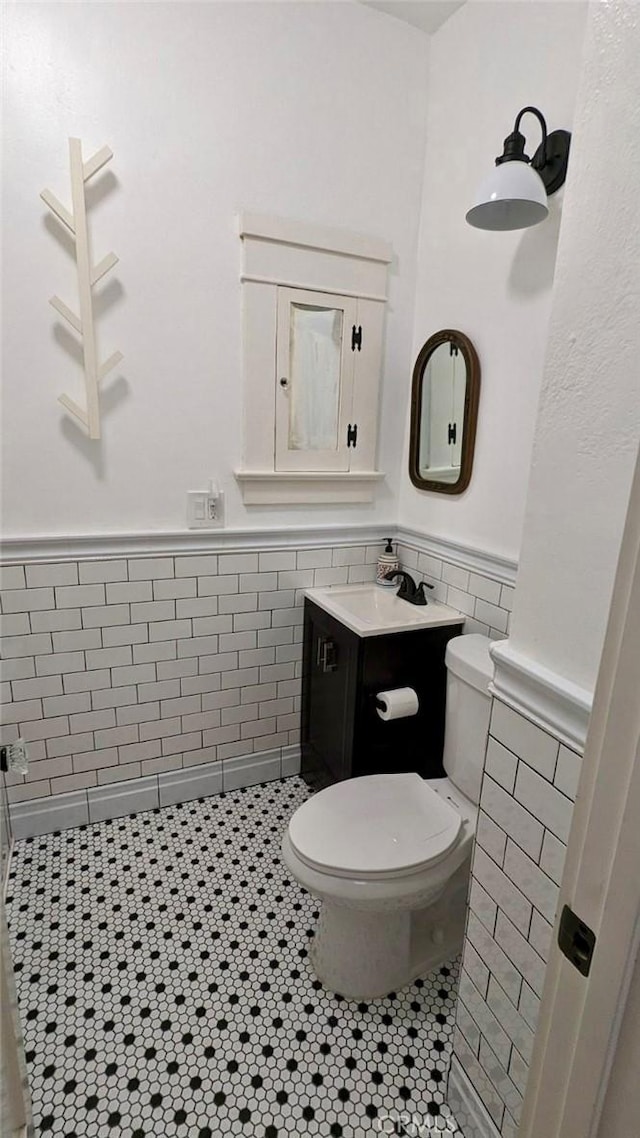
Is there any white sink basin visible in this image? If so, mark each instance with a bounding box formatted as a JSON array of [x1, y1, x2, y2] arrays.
[[304, 584, 465, 638]]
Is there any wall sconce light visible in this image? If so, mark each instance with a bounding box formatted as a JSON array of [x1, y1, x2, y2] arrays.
[[466, 106, 571, 231]]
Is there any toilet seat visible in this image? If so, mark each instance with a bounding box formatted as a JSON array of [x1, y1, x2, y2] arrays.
[[288, 773, 462, 881]]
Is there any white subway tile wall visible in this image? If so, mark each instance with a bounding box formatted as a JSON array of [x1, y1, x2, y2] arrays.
[[455, 697, 581, 1134], [1, 541, 513, 818], [0, 549, 325, 806], [396, 543, 513, 641]]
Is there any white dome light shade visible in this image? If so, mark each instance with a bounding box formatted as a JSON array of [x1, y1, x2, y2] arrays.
[[466, 160, 549, 231]]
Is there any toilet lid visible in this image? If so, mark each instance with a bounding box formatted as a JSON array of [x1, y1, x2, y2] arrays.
[[288, 773, 462, 880]]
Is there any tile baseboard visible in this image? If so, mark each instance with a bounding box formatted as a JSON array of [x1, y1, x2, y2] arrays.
[[159, 762, 222, 808], [10, 789, 90, 840], [9, 745, 301, 838], [222, 750, 281, 792], [448, 1056, 502, 1138], [89, 775, 160, 824], [3, 837, 15, 901]]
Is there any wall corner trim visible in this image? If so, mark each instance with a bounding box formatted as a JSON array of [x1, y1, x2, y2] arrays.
[[489, 638, 593, 752]]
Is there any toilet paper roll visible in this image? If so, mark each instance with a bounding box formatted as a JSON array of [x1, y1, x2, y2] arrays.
[[375, 687, 419, 721]]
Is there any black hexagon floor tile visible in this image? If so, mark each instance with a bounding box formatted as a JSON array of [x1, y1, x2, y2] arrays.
[[6, 777, 463, 1137]]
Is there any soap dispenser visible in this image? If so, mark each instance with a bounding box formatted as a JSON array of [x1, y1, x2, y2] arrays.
[[376, 537, 399, 587]]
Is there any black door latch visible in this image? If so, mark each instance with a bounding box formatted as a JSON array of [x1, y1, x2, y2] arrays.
[[558, 904, 596, 977]]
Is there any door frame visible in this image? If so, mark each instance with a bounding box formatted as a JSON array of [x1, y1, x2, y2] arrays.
[[518, 446, 640, 1137]]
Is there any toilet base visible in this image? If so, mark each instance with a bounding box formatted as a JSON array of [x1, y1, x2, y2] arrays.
[[310, 865, 469, 999], [311, 904, 411, 999]]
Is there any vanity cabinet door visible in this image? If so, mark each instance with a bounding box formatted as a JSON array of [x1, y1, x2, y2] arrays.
[[354, 625, 457, 779], [301, 600, 461, 788], [301, 602, 360, 787]]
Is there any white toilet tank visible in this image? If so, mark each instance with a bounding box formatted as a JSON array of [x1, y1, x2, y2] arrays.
[[443, 634, 494, 805]]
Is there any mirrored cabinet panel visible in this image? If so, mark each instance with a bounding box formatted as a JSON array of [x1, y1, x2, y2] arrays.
[[276, 288, 356, 471], [289, 303, 343, 452], [409, 329, 481, 495]]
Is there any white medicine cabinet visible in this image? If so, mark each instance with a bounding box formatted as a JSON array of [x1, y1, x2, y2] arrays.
[[235, 214, 391, 505]]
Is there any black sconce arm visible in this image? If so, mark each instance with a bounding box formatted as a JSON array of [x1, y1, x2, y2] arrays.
[[495, 105, 570, 195], [496, 105, 548, 168]]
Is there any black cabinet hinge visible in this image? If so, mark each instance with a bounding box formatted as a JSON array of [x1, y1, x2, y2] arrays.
[[351, 325, 362, 352], [347, 423, 358, 449], [558, 904, 596, 977], [448, 422, 457, 445]]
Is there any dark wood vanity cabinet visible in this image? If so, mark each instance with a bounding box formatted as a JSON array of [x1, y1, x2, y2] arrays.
[[301, 598, 462, 789]]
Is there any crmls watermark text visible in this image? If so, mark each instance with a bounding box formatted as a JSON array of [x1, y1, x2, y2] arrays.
[[374, 1112, 458, 1136]]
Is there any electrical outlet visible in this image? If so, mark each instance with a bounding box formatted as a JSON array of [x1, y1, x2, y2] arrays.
[[0, 739, 29, 776], [187, 483, 225, 529]]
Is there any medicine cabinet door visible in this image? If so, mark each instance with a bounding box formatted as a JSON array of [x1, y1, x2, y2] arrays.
[[275, 287, 357, 472]]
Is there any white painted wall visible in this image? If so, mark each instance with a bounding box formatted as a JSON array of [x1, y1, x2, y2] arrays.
[[509, 0, 640, 693], [1, 1, 429, 537], [398, 0, 588, 562]]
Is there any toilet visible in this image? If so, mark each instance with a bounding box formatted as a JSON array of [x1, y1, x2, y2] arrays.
[[281, 633, 493, 999]]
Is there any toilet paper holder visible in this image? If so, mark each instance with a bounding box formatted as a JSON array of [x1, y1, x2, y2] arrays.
[[374, 687, 420, 721]]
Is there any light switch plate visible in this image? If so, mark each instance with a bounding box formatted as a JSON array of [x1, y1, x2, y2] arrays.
[[187, 488, 225, 528]]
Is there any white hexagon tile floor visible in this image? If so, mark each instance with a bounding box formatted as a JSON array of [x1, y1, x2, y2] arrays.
[[6, 777, 464, 1138]]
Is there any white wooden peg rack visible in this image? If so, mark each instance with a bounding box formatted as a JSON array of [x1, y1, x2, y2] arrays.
[[41, 138, 123, 439]]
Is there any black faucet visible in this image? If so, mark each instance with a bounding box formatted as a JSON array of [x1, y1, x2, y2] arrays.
[[384, 570, 434, 606]]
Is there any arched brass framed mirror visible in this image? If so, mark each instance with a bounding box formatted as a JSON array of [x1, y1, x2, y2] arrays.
[[408, 329, 481, 495]]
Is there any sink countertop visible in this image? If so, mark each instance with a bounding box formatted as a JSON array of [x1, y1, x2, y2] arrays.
[[304, 583, 465, 638]]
